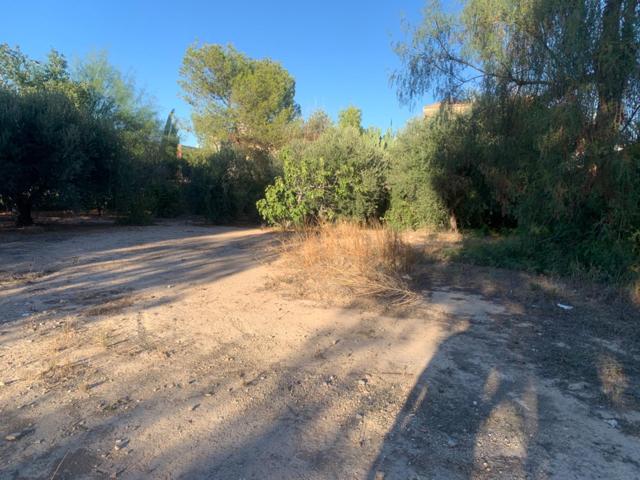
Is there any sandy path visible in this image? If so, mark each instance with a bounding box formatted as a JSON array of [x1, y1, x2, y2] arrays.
[[0, 222, 639, 479]]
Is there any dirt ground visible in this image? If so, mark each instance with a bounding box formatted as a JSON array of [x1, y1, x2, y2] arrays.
[[0, 220, 639, 479]]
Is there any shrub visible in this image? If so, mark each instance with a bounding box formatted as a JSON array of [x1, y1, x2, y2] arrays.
[[113, 155, 156, 225], [185, 145, 275, 223], [387, 112, 505, 231], [257, 126, 388, 227], [386, 118, 448, 229]]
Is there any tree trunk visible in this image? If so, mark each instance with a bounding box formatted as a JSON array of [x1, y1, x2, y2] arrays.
[[449, 212, 458, 232], [15, 194, 33, 227]]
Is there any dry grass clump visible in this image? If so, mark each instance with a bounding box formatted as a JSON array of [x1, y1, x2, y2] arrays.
[[278, 222, 418, 305]]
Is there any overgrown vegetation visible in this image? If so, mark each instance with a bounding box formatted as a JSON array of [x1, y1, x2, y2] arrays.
[[385, 0, 640, 286], [183, 146, 275, 223], [257, 111, 390, 227], [179, 43, 300, 152], [0, 43, 285, 226]]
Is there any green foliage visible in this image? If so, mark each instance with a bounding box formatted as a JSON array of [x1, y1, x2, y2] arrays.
[[0, 44, 281, 227], [388, 96, 640, 281], [257, 151, 329, 227], [386, 119, 447, 229], [73, 52, 180, 224], [451, 229, 640, 285], [0, 45, 179, 225], [113, 156, 157, 225], [180, 44, 300, 151], [0, 88, 120, 225], [114, 152, 185, 224], [391, 0, 640, 284], [257, 124, 388, 227], [387, 106, 517, 231], [301, 109, 333, 142], [184, 146, 275, 224], [0, 44, 73, 95], [338, 106, 363, 131], [394, 0, 639, 142], [161, 109, 179, 151], [73, 51, 161, 155]]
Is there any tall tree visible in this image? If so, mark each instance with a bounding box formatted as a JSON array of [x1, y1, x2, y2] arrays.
[[0, 47, 161, 224], [394, 0, 640, 143], [159, 109, 180, 158], [179, 44, 300, 151], [73, 51, 160, 144], [392, 0, 640, 259], [0, 43, 84, 106]]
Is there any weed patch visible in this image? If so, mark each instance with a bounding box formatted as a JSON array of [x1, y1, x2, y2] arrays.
[[276, 222, 418, 305]]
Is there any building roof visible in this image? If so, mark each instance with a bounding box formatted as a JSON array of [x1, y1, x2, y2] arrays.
[[423, 102, 470, 118]]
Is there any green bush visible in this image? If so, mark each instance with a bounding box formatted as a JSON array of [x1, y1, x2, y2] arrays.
[[385, 118, 448, 229], [149, 156, 185, 218], [257, 126, 388, 227], [113, 154, 157, 225], [386, 112, 505, 230], [0, 88, 122, 225], [453, 230, 639, 285], [385, 98, 640, 284], [185, 145, 275, 224]]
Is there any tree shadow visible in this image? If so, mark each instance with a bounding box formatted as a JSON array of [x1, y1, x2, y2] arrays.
[[366, 262, 640, 479], [367, 319, 546, 479], [0, 223, 275, 326], [1, 309, 433, 479]]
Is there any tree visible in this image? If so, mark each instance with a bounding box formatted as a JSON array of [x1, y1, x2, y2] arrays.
[[179, 44, 300, 151], [386, 118, 450, 230], [0, 89, 116, 225], [73, 52, 174, 221], [73, 51, 160, 148], [0, 44, 71, 94], [392, 1, 640, 281], [393, 0, 639, 144], [302, 110, 333, 141], [160, 109, 180, 157], [338, 106, 363, 131], [0, 47, 165, 224]]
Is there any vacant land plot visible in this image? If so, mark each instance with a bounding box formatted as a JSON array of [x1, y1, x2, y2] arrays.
[[0, 221, 639, 479]]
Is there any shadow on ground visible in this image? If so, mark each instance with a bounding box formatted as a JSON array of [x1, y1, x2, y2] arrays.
[[365, 263, 640, 479], [0, 222, 273, 326]]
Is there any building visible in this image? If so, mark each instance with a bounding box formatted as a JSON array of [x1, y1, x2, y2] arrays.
[[423, 102, 470, 118]]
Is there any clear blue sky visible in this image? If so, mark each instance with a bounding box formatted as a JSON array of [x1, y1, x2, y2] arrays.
[[4, 0, 437, 146]]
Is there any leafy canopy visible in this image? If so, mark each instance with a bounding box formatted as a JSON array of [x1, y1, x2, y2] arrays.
[[0, 46, 166, 225], [0, 88, 120, 225], [180, 44, 300, 151], [338, 106, 363, 131], [391, 0, 640, 282], [0, 43, 70, 93], [394, 0, 639, 142], [257, 119, 389, 227]]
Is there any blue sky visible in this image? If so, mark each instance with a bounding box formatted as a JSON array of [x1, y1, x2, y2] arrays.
[[4, 0, 437, 145]]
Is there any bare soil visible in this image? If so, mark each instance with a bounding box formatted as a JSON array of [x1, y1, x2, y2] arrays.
[[0, 220, 639, 479]]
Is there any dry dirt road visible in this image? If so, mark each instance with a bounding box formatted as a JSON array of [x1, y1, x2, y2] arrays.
[[0, 221, 639, 479]]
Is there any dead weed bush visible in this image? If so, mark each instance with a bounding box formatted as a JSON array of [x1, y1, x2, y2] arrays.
[[277, 222, 418, 305]]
